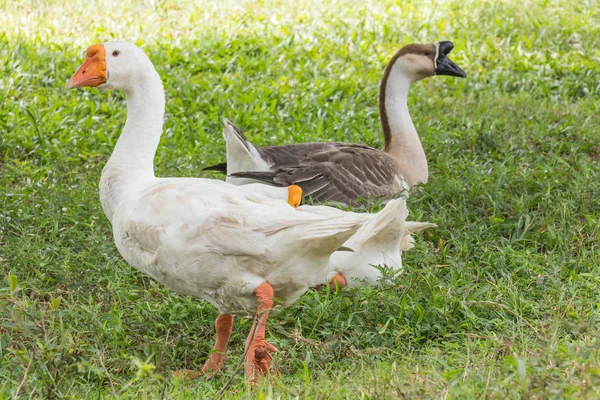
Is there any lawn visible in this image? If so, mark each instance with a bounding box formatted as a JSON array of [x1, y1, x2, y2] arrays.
[[1, 0, 600, 398]]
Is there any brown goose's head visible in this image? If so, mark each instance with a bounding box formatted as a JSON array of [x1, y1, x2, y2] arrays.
[[384, 41, 467, 82], [379, 41, 466, 185]]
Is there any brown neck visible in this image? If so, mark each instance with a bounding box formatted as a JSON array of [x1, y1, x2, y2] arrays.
[[380, 51, 403, 152], [378, 52, 428, 186]]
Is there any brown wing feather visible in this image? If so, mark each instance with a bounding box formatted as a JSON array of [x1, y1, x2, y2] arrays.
[[234, 143, 400, 205]]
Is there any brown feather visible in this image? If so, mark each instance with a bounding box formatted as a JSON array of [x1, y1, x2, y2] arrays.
[[230, 142, 400, 206]]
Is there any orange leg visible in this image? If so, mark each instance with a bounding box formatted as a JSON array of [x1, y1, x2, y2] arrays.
[[174, 313, 234, 379], [201, 313, 234, 374], [329, 273, 347, 290], [245, 282, 278, 385]]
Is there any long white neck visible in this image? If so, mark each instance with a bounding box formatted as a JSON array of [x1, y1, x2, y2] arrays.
[[100, 69, 165, 221], [380, 63, 428, 186]]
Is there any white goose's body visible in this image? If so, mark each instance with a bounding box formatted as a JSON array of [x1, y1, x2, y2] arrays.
[[206, 41, 466, 206], [66, 41, 415, 383], [80, 42, 392, 314], [108, 176, 371, 313]]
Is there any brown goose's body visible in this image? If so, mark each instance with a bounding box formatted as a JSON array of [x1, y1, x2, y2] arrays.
[[230, 135, 401, 205], [207, 41, 466, 205]]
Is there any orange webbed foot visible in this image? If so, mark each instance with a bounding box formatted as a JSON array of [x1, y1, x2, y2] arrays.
[[200, 353, 226, 375], [171, 355, 226, 380], [246, 339, 278, 385], [245, 282, 278, 385]]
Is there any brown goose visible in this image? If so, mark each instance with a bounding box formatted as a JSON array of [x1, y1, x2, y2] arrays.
[[205, 41, 466, 205]]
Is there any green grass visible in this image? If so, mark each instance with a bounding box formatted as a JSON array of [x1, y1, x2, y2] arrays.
[[1, 0, 600, 397]]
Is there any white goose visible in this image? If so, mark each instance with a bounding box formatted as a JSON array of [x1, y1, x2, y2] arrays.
[[205, 41, 466, 205], [65, 41, 408, 384]]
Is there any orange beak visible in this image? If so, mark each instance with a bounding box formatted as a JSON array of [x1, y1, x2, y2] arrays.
[[65, 44, 107, 89]]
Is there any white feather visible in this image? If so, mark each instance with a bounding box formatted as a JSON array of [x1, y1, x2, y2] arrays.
[[296, 200, 436, 286]]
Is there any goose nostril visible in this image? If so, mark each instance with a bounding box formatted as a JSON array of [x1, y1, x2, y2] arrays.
[[82, 70, 86, 74]]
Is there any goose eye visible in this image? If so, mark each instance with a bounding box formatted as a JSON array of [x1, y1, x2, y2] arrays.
[[112, 50, 120, 57], [424, 51, 432, 56]]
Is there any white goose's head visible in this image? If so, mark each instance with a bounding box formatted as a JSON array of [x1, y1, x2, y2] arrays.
[[66, 41, 156, 92], [385, 41, 467, 83]]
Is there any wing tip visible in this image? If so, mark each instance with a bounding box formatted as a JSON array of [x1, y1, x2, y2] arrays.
[[229, 171, 279, 185], [202, 162, 228, 173], [222, 119, 250, 151]]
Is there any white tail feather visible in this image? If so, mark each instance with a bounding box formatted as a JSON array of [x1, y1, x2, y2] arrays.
[[401, 221, 437, 251], [355, 199, 409, 247]]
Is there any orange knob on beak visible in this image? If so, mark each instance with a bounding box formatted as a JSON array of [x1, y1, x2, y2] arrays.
[[66, 44, 107, 89]]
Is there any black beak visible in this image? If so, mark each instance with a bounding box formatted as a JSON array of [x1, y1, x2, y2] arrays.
[[435, 41, 467, 78]]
